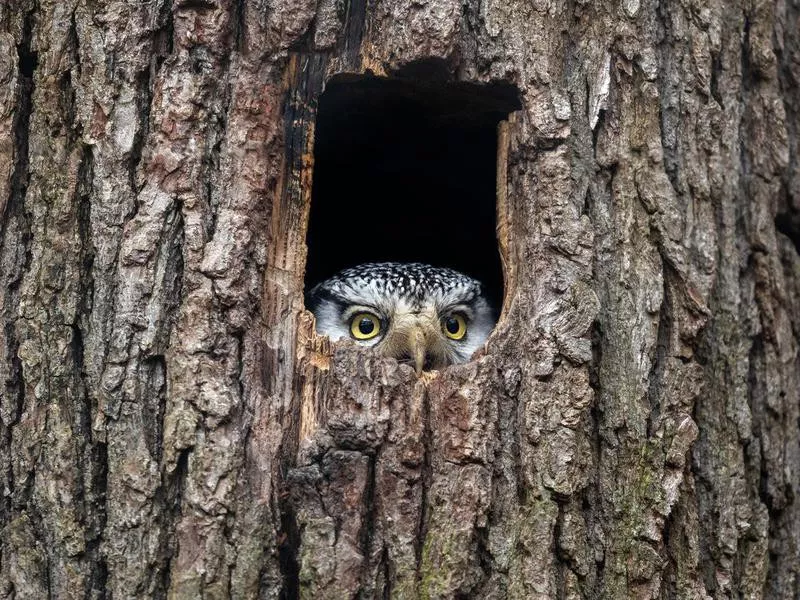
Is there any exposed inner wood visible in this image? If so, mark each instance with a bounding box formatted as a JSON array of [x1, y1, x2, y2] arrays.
[[495, 118, 515, 320]]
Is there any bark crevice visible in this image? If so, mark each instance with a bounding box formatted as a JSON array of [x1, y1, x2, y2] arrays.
[[1, 2, 37, 522]]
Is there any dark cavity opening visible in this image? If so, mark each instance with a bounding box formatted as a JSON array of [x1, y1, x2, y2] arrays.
[[305, 74, 521, 310]]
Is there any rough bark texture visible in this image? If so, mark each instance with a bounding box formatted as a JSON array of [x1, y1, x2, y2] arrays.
[[1, 0, 799, 598]]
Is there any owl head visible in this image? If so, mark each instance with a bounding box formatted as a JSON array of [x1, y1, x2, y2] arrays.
[[306, 262, 495, 374]]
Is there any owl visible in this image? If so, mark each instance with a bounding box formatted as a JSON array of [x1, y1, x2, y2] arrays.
[[306, 262, 496, 374]]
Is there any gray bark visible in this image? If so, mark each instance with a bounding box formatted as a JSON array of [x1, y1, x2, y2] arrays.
[[0, 0, 799, 598]]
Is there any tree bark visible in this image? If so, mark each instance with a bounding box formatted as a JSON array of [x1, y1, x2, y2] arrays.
[[1, 0, 799, 598]]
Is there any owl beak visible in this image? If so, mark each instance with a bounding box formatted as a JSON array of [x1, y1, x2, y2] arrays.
[[409, 327, 427, 376], [405, 320, 447, 375], [380, 313, 446, 375]]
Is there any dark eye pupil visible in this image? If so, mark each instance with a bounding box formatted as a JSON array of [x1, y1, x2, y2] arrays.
[[445, 317, 460, 334], [358, 318, 375, 335]]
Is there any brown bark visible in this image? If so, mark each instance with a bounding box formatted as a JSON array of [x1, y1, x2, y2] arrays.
[[1, 0, 799, 598]]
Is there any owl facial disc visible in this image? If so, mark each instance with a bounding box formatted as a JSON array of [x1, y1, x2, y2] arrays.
[[306, 262, 496, 374]]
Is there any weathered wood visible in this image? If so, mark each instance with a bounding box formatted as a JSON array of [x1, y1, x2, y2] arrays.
[[0, 0, 798, 598]]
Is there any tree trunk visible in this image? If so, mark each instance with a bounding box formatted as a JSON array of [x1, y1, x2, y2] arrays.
[[1, 0, 799, 598]]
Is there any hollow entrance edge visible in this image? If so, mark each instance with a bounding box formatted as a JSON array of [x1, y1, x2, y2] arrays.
[[305, 74, 521, 312]]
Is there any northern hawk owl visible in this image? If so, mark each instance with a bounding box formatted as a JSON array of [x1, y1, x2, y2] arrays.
[[307, 262, 495, 374]]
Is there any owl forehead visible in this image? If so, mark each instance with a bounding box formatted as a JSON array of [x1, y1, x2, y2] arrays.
[[322, 263, 481, 309]]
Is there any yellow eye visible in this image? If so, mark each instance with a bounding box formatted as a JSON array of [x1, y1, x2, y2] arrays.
[[350, 313, 381, 340], [442, 314, 467, 340]]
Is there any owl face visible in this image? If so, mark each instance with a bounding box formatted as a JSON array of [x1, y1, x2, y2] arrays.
[[307, 263, 496, 373]]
